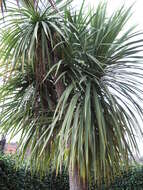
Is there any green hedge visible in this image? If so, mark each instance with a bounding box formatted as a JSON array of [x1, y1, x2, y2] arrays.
[[0, 153, 143, 190], [0, 153, 69, 190], [108, 165, 143, 190], [89, 165, 143, 190]]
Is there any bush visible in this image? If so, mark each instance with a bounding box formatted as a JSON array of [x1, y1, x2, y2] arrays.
[[89, 165, 143, 190], [0, 153, 143, 190], [108, 165, 143, 190], [0, 153, 69, 190]]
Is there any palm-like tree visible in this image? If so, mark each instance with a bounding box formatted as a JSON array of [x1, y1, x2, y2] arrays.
[[0, 0, 143, 189]]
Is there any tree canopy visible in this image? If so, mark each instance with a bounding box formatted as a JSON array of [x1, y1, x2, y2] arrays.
[[0, 0, 143, 187]]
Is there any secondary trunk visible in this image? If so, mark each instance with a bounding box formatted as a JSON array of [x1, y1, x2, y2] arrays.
[[0, 135, 6, 153], [69, 166, 88, 190], [53, 39, 88, 190]]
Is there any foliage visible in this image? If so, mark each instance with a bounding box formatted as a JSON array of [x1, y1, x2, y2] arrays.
[[0, 152, 69, 190], [88, 165, 143, 190], [0, 0, 143, 185], [108, 165, 143, 190], [1, 153, 143, 190]]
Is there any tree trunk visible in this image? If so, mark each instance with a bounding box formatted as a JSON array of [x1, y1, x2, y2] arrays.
[[53, 38, 88, 190], [69, 166, 88, 190], [0, 135, 6, 153]]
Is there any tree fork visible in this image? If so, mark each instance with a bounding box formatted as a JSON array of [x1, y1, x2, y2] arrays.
[[54, 52, 88, 190]]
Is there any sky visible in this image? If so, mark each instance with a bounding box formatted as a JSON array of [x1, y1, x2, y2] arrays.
[[3, 0, 143, 157]]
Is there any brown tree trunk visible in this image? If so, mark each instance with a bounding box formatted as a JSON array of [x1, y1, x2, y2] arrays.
[[0, 135, 6, 153], [69, 166, 88, 190], [53, 37, 88, 190]]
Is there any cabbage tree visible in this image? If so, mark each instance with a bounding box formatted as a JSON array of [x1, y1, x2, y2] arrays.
[[0, 1, 143, 190]]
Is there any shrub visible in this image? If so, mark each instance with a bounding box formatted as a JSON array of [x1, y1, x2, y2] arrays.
[[0, 153, 69, 190], [0, 153, 143, 190], [108, 165, 143, 190]]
